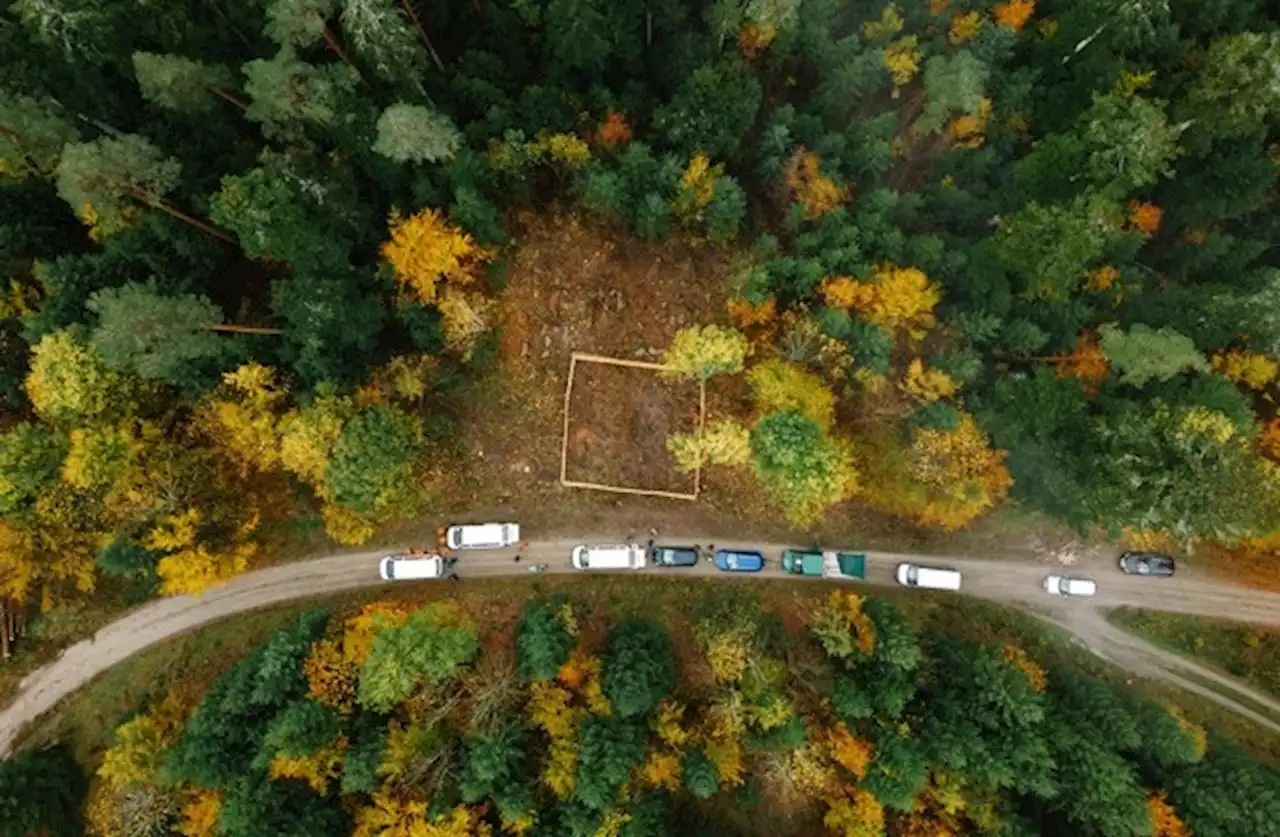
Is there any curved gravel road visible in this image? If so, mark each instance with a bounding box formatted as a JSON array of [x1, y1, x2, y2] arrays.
[[3, 535, 1280, 756]]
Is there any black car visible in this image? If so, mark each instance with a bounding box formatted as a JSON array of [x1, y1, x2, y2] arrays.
[[651, 546, 699, 567], [1118, 551, 1176, 577]]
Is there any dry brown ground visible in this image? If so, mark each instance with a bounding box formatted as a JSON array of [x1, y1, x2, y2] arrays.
[[564, 360, 700, 494]]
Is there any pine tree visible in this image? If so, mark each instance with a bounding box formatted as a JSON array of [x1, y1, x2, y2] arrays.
[[132, 53, 243, 113], [372, 103, 461, 163]]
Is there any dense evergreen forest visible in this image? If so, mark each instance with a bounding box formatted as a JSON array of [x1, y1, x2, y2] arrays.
[[4, 587, 1278, 837], [3, 0, 1280, 605]]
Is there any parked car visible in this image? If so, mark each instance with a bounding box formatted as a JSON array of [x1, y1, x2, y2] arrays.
[[446, 522, 520, 550], [379, 554, 444, 581], [1118, 551, 1176, 577], [895, 563, 962, 590], [1043, 575, 1098, 597], [571, 543, 646, 570], [781, 549, 867, 580], [714, 549, 765, 572], [651, 546, 698, 567]]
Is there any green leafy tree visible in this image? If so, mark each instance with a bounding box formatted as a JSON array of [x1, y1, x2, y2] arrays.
[[340, 713, 387, 795], [0, 744, 87, 837], [165, 611, 330, 789], [862, 727, 929, 812], [0, 89, 79, 177], [87, 282, 226, 385], [271, 269, 386, 387], [1086, 401, 1280, 542], [325, 403, 423, 517], [255, 698, 347, 769], [573, 716, 647, 810], [1081, 92, 1184, 195], [0, 423, 63, 517], [242, 47, 360, 139], [211, 151, 365, 271], [218, 773, 348, 837], [264, 0, 337, 47], [653, 59, 763, 161], [357, 603, 479, 712], [1165, 737, 1280, 837], [682, 750, 719, 799], [995, 192, 1122, 299], [132, 52, 241, 113], [1097, 323, 1209, 387], [1179, 32, 1280, 149], [372, 103, 461, 163], [749, 410, 857, 528], [339, 0, 424, 80], [705, 175, 748, 242], [601, 621, 674, 719], [516, 599, 577, 681], [55, 135, 184, 239], [917, 50, 989, 134], [459, 723, 528, 805]]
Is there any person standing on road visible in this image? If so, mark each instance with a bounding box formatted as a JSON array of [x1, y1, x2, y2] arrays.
[[513, 553, 522, 563]]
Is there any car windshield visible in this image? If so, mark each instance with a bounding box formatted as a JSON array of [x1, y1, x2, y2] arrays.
[[907, 566, 918, 584]]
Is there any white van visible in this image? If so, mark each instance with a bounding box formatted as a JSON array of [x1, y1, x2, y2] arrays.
[[446, 522, 520, 550], [896, 562, 962, 591], [1043, 575, 1097, 597], [380, 554, 444, 581], [571, 544, 646, 570]]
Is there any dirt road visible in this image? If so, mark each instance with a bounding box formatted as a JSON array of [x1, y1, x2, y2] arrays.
[[3, 535, 1279, 756]]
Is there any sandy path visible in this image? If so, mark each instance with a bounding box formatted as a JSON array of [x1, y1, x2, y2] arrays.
[[3, 534, 1279, 755]]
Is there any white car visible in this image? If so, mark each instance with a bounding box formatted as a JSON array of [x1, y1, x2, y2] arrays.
[[895, 563, 962, 591], [379, 554, 444, 581], [1043, 575, 1097, 597], [446, 522, 520, 550], [571, 544, 646, 570]]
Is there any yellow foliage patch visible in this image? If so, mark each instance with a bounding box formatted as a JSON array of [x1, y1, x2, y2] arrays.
[[747, 357, 836, 432], [382, 208, 491, 306], [179, 789, 221, 837], [784, 151, 848, 219], [305, 637, 360, 713], [949, 11, 983, 44], [739, 22, 777, 59], [269, 736, 348, 794], [901, 358, 958, 403], [949, 97, 992, 148], [640, 749, 682, 791], [1213, 349, 1279, 390], [824, 723, 874, 779], [1149, 792, 1190, 837], [824, 786, 885, 837], [884, 36, 922, 94], [596, 111, 632, 149], [542, 736, 579, 799], [156, 541, 256, 596]]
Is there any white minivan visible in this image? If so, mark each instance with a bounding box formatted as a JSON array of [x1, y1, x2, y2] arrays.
[[896, 562, 962, 591], [380, 554, 444, 581], [1043, 575, 1097, 597], [446, 522, 520, 550], [571, 543, 646, 570]]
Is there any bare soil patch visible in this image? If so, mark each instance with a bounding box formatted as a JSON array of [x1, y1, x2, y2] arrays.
[[564, 359, 700, 495]]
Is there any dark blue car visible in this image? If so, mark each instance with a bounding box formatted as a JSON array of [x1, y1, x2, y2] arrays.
[[714, 549, 765, 572]]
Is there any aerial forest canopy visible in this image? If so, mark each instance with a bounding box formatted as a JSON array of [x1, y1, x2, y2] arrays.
[[2, 0, 1280, 607], [5, 589, 1277, 837]]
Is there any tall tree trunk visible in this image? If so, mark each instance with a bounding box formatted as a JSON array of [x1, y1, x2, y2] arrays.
[[401, 0, 446, 72], [205, 323, 284, 335], [129, 187, 237, 244], [209, 86, 248, 111]]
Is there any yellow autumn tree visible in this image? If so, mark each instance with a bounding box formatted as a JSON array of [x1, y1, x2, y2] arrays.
[[1000, 644, 1048, 692], [663, 324, 750, 382], [901, 359, 958, 403], [26, 329, 127, 426], [906, 413, 1013, 529], [824, 786, 885, 837], [61, 423, 138, 490], [747, 358, 836, 432], [197, 363, 288, 477], [98, 698, 186, 790], [305, 637, 360, 713], [382, 208, 492, 305], [278, 393, 355, 486], [673, 153, 724, 225], [824, 724, 874, 779], [1127, 200, 1163, 236], [667, 418, 752, 472], [884, 36, 921, 95], [156, 541, 257, 596], [784, 151, 847, 219], [860, 264, 942, 340], [1213, 349, 1279, 390], [949, 11, 983, 43], [179, 790, 221, 837], [269, 737, 348, 793]]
